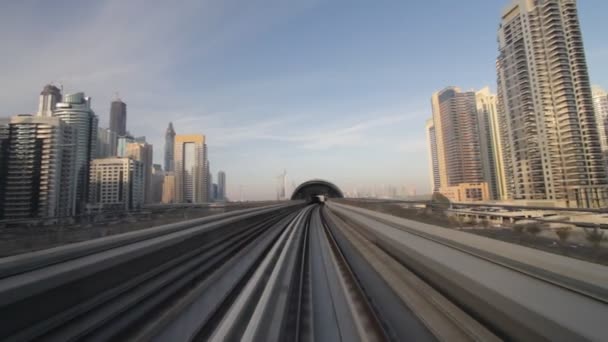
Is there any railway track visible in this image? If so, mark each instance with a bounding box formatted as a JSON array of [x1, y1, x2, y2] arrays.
[[1, 202, 607, 341]]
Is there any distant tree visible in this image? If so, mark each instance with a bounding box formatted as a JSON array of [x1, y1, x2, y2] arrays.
[[431, 192, 451, 210]]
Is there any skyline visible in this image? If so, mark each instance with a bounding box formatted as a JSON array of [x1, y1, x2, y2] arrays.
[[2, 0, 608, 200]]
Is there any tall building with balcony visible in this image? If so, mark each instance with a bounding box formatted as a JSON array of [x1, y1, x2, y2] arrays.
[[425, 119, 440, 193], [53, 92, 98, 213], [164, 122, 175, 172], [88, 157, 144, 212], [125, 140, 153, 203], [476, 87, 508, 200], [0, 115, 75, 220], [174, 134, 209, 203], [109, 98, 127, 137], [431, 87, 489, 201], [592, 86, 608, 158], [37, 84, 62, 117], [162, 172, 176, 204], [497, 0, 608, 208]]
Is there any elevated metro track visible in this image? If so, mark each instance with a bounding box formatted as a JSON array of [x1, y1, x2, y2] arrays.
[[0, 201, 607, 341]]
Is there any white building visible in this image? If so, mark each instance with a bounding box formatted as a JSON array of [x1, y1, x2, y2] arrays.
[[496, 0, 608, 208], [592, 86, 608, 160], [476, 87, 508, 200], [37, 84, 62, 117], [425, 119, 440, 193], [125, 140, 153, 203], [0, 115, 75, 220], [88, 157, 144, 211]]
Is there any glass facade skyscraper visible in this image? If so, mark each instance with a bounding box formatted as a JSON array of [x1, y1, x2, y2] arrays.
[[53, 92, 98, 213]]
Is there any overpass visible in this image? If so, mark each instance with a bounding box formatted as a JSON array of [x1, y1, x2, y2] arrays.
[[0, 197, 607, 340]]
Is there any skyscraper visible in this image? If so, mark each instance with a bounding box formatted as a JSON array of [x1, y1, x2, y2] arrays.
[[431, 87, 488, 201], [425, 119, 440, 193], [476, 87, 508, 200], [212, 184, 218, 201], [96, 127, 118, 158], [174, 134, 209, 203], [150, 164, 165, 203], [162, 172, 176, 204], [89, 157, 144, 211], [109, 98, 127, 136], [116, 135, 135, 157], [218, 171, 226, 201], [497, 0, 608, 208], [208, 164, 213, 201], [164, 122, 176, 172], [0, 115, 75, 220], [125, 140, 153, 203], [592, 86, 608, 159], [53, 92, 98, 213], [37, 84, 62, 117]]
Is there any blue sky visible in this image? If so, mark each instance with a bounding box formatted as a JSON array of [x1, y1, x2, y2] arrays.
[[1, 0, 607, 199]]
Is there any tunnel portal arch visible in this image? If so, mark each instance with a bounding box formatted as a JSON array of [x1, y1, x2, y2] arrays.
[[291, 179, 344, 201]]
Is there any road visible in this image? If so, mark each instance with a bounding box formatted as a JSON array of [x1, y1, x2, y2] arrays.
[[0, 201, 607, 341]]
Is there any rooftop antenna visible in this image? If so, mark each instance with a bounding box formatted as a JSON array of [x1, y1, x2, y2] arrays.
[[276, 170, 287, 200], [114, 91, 121, 101]]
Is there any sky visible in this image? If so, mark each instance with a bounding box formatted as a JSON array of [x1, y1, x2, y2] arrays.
[[1, 0, 607, 200]]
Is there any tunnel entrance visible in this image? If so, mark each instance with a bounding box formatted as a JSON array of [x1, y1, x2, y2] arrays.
[[291, 179, 344, 202]]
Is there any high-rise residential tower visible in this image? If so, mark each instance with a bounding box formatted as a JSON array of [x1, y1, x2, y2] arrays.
[[218, 171, 226, 201], [592, 86, 608, 158], [125, 140, 153, 203], [109, 98, 127, 136], [0, 115, 75, 220], [89, 157, 144, 211], [431, 87, 488, 201], [37, 84, 62, 117], [164, 122, 175, 172], [162, 172, 176, 204], [497, 0, 608, 208], [174, 134, 209, 203], [476, 87, 508, 200], [53, 92, 98, 213], [425, 119, 440, 193]]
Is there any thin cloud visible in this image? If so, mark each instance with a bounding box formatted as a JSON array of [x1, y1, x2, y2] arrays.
[[260, 114, 414, 150], [397, 138, 427, 153]]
